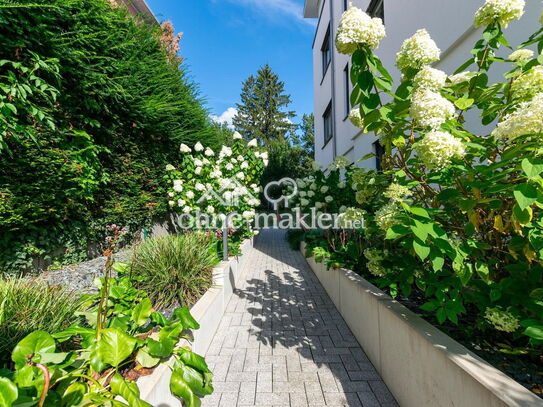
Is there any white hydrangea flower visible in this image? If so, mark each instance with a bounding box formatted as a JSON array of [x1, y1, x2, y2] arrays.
[[492, 93, 543, 140], [220, 146, 233, 157], [349, 108, 363, 128], [202, 158, 210, 165], [339, 181, 346, 189], [448, 71, 475, 87], [474, 0, 525, 28], [230, 157, 238, 163], [194, 142, 204, 152], [509, 48, 534, 63], [311, 161, 322, 171], [205, 147, 214, 157], [335, 7, 386, 54], [173, 184, 183, 192], [301, 198, 310, 206], [325, 195, 334, 203], [193, 158, 203, 167], [339, 207, 365, 228], [206, 205, 215, 214], [320, 185, 329, 193], [242, 210, 255, 220], [180, 143, 191, 153], [307, 190, 315, 197], [413, 66, 447, 91], [260, 151, 268, 160], [247, 138, 258, 147], [194, 167, 202, 175], [484, 307, 520, 332], [177, 199, 186, 207], [414, 131, 465, 169], [168, 191, 174, 198], [315, 202, 323, 209], [183, 206, 191, 214], [241, 161, 249, 169], [384, 184, 412, 202], [339, 205, 347, 213], [165, 164, 175, 171], [410, 89, 455, 129], [195, 182, 205, 191], [236, 172, 245, 180], [233, 131, 243, 139], [186, 191, 195, 199], [309, 184, 317, 191], [375, 203, 401, 231], [363, 249, 387, 277], [511, 66, 543, 100], [263, 159, 269, 166], [168, 200, 175, 206], [299, 190, 307, 197], [225, 163, 234, 171], [396, 29, 440, 72]]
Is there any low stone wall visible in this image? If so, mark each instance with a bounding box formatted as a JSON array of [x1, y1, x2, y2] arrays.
[[300, 242, 543, 407], [136, 237, 254, 406]]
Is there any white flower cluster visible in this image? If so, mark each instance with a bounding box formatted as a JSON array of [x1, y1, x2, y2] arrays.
[[363, 248, 387, 277], [384, 184, 411, 202], [412, 66, 447, 91], [374, 203, 400, 232], [474, 0, 525, 28], [349, 108, 363, 128], [415, 131, 465, 169], [410, 89, 455, 129], [492, 93, 543, 140], [484, 307, 520, 332], [336, 7, 386, 54], [396, 29, 440, 72], [509, 49, 534, 63], [511, 66, 543, 100], [329, 155, 350, 171], [447, 71, 475, 87]]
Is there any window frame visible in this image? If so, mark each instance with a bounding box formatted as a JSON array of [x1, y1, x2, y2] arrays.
[[373, 140, 385, 171], [367, 0, 384, 22], [343, 63, 350, 120], [323, 101, 333, 147], [343, 0, 348, 11], [321, 25, 332, 79]]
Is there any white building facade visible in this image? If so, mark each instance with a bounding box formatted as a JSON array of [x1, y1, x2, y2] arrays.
[[304, 0, 542, 170]]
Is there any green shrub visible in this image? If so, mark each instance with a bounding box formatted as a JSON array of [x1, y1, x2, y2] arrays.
[[0, 277, 82, 363], [129, 233, 219, 308]]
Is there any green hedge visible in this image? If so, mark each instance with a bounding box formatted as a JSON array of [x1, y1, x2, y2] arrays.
[[0, 0, 223, 271]]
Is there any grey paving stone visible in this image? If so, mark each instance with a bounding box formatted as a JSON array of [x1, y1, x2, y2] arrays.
[[203, 229, 397, 407]]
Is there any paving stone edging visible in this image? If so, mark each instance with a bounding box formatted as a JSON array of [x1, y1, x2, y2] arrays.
[[300, 242, 543, 407], [135, 237, 254, 406]]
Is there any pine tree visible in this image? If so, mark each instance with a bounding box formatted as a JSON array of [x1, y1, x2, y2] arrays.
[[233, 64, 295, 144]]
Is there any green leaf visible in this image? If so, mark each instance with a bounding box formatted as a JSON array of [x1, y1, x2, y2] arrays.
[[529, 288, 543, 300], [12, 331, 56, 369], [385, 224, 410, 239], [131, 298, 153, 327], [0, 377, 18, 407], [454, 98, 474, 110], [513, 204, 532, 224], [61, 382, 87, 406], [523, 325, 543, 340], [136, 348, 160, 369], [436, 308, 447, 324], [177, 349, 210, 373], [413, 239, 430, 261], [110, 373, 152, 407], [409, 207, 430, 218], [172, 364, 213, 397], [475, 261, 490, 283], [170, 369, 201, 407], [92, 328, 137, 371], [521, 158, 543, 179], [420, 301, 438, 312], [173, 307, 200, 330], [147, 337, 175, 358], [514, 184, 537, 210], [150, 312, 170, 327], [429, 249, 445, 272]]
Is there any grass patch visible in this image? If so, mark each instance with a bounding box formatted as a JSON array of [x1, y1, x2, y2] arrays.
[[0, 277, 82, 364], [129, 232, 219, 308]]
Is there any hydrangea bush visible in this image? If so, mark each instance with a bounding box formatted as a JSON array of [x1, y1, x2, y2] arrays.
[[165, 134, 267, 247], [305, 0, 543, 346]]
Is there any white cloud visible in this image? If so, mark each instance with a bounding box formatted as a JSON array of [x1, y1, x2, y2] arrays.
[[217, 0, 313, 25], [211, 107, 238, 129]]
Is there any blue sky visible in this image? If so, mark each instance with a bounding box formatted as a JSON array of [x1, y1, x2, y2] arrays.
[[146, 0, 316, 127]]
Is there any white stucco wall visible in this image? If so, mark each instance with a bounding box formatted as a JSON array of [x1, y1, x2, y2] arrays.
[[308, 0, 542, 170]]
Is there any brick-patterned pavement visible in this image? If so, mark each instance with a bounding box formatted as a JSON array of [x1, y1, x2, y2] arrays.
[[202, 228, 398, 407]]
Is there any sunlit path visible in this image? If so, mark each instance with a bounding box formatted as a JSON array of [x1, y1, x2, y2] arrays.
[[202, 229, 397, 407]]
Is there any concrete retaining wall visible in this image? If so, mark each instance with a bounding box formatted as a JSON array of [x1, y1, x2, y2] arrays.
[[300, 242, 543, 407], [136, 237, 254, 406]]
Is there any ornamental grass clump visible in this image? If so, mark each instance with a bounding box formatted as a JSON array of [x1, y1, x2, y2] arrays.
[[129, 233, 219, 308], [0, 277, 81, 363]]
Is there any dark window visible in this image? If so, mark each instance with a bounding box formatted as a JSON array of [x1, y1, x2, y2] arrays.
[[323, 102, 333, 146], [367, 0, 384, 22], [321, 26, 331, 78], [374, 140, 385, 171], [343, 0, 348, 11], [344, 64, 350, 118]]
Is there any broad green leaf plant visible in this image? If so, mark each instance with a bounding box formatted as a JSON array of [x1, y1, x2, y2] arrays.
[[299, 1, 543, 346], [0, 226, 213, 407]]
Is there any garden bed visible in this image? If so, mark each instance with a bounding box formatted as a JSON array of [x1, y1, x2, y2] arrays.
[[135, 237, 254, 405], [300, 242, 543, 407]]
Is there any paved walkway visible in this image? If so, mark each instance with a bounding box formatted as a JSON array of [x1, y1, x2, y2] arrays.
[[202, 229, 398, 407]]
